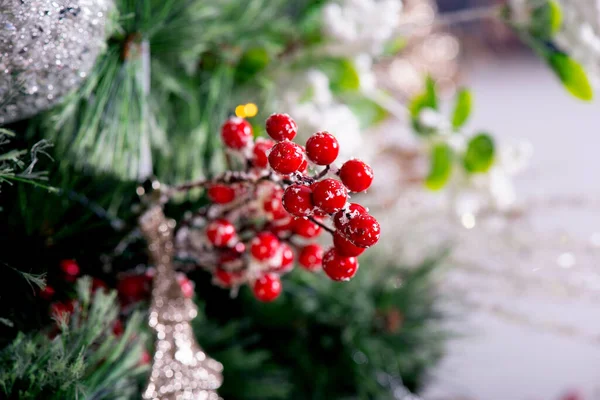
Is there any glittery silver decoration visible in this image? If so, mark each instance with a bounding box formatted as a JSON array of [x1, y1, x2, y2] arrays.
[[0, 0, 111, 124], [139, 206, 224, 400]]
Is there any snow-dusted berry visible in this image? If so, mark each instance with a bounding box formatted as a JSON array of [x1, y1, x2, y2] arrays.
[[262, 185, 287, 218], [221, 117, 253, 149], [322, 247, 358, 281], [305, 131, 339, 165], [333, 231, 365, 257], [206, 218, 236, 247], [276, 243, 295, 272], [292, 217, 322, 238], [268, 141, 305, 174], [333, 203, 368, 231], [214, 268, 243, 287], [298, 157, 308, 173], [208, 184, 236, 204], [282, 184, 314, 217], [311, 178, 348, 214], [253, 273, 282, 302], [344, 214, 380, 248], [252, 138, 275, 168], [298, 244, 323, 271], [266, 113, 298, 141], [251, 232, 280, 261], [339, 159, 374, 192], [268, 216, 295, 237]]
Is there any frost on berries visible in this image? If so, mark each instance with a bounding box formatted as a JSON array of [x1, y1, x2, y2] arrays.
[[174, 113, 380, 302]]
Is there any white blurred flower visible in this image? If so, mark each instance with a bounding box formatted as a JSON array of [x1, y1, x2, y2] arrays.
[[322, 0, 403, 56], [277, 70, 369, 162], [450, 140, 532, 216], [354, 53, 377, 92], [418, 108, 452, 133]]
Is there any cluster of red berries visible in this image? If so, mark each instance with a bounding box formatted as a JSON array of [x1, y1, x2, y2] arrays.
[[39, 260, 155, 365], [41, 259, 193, 334], [185, 113, 380, 302]]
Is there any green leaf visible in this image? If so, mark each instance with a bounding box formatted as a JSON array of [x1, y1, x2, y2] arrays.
[[451, 89, 473, 130], [546, 52, 593, 101], [409, 76, 438, 118], [382, 37, 407, 56], [409, 77, 438, 135], [463, 133, 495, 173], [347, 97, 389, 129], [529, 0, 563, 39], [425, 143, 453, 190], [322, 58, 361, 93]]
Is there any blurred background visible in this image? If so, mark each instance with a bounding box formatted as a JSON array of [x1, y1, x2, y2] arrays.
[[391, 1, 600, 399]]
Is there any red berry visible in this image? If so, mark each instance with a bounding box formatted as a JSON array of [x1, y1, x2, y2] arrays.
[[266, 113, 298, 141], [333, 203, 368, 231], [50, 300, 76, 320], [268, 141, 304, 174], [91, 278, 108, 293], [292, 217, 322, 238], [298, 158, 308, 173], [253, 273, 282, 302], [60, 259, 80, 278], [206, 218, 236, 247], [40, 285, 55, 300], [344, 214, 380, 248], [112, 319, 124, 336], [221, 117, 253, 149], [177, 273, 195, 298], [311, 178, 348, 214], [282, 184, 314, 217], [252, 138, 275, 168], [298, 244, 323, 271], [117, 274, 151, 303], [219, 246, 244, 268], [322, 247, 359, 281], [339, 159, 374, 192], [207, 184, 236, 204], [262, 186, 286, 217], [333, 231, 365, 257], [268, 216, 295, 237], [214, 268, 243, 287], [140, 350, 152, 365], [251, 232, 280, 261], [305, 131, 339, 165], [276, 243, 295, 272]]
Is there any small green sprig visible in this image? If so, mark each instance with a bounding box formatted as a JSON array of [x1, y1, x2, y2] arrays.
[[503, 0, 593, 101], [0, 128, 54, 193], [408, 79, 495, 191]]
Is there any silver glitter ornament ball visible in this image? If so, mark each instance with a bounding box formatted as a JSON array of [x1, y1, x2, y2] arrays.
[[0, 0, 111, 125]]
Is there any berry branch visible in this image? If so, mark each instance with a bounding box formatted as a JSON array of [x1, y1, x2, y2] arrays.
[[137, 113, 380, 302], [307, 215, 335, 235]]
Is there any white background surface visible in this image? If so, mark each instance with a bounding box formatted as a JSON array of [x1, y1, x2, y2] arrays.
[[421, 55, 600, 400]]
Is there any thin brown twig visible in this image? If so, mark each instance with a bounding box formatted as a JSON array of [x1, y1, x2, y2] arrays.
[[308, 215, 335, 235]]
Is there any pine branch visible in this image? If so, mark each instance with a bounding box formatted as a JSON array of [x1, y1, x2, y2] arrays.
[[0, 129, 52, 192], [192, 253, 450, 399], [0, 277, 148, 400], [38, 0, 297, 182]]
